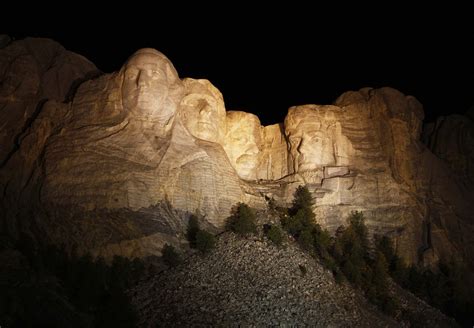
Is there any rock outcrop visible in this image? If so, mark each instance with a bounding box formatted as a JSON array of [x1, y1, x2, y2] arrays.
[[1, 38, 473, 268], [276, 89, 427, 263], [0, 37, 98, 166], [421, 113, 474, 265], [0, 37, 99, 244], [423, 113, 474, 183]]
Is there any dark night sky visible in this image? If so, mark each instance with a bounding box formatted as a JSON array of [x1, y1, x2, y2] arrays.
[[9, 13, 473, 126]]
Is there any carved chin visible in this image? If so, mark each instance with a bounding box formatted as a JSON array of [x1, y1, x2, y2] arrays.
[[236, 166, 254, 179], [237, 155, 257, 167], [129, 102, 176, 124], [192, 123, 218, 142]]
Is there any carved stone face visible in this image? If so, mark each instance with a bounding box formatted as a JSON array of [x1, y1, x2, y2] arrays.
[[121, 48, 182, 134], [224, 111, 262, 179], [285, 106, 336, 172], [180, 78, 226, 143]]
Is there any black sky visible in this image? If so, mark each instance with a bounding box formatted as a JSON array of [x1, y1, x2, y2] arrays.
[[9, 13, 473, 126]]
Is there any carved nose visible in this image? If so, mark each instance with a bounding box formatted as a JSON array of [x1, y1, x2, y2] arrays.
[[199, 105, 212, 116], [137, 70, 148, 87]]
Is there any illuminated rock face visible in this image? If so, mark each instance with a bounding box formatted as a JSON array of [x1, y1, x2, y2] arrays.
[[121, 48, 183, 136], [285, 105, 353, 173], [258, 123, 289, 180], [40, 48, 185, 213], [30, 50, 247, 257], [1, 39, 472, 266], [224, 111, 288, 181], [280, 91, 424, 263], [180, 78, 226, 143], [224, 111, 262, 180]]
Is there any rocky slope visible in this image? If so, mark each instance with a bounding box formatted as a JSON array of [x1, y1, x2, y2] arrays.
[[130, 223, 456, 327], [0, 36, 473, 270]]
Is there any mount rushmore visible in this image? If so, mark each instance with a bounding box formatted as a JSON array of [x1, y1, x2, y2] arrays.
[[1, 38, 473, 268]]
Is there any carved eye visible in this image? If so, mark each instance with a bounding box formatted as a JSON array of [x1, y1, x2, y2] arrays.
[[124, 68, 139, 80], [231, 135, 245, 144], [150, 69, 165, 80]]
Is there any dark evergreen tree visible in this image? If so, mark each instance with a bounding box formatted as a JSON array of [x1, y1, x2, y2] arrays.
[[290, 185, 314, 215], [187, 214, 200, 248], [266, 225, 284, 246], [162, 244, 181, 267], [195, 230, 216, 253], [226, 203, 257, 235]]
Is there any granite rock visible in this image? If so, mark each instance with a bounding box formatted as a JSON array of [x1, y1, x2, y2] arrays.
[[0, 39, 472, 267]]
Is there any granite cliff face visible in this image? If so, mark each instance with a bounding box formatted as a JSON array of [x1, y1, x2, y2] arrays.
[[1, 38, 473, 267], [422, 112, 474, 265], [423, 113, 474, 184], [0, 37, 98, 166]]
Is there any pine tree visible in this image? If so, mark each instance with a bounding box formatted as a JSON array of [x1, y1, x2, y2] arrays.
[[195, 230, 216, 253], [187, 214, 200, 248], [266, 225, 284, 246], [162, 244, 181, 267], [227, 203, 257, 235], [290, 185, 313, 215]]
